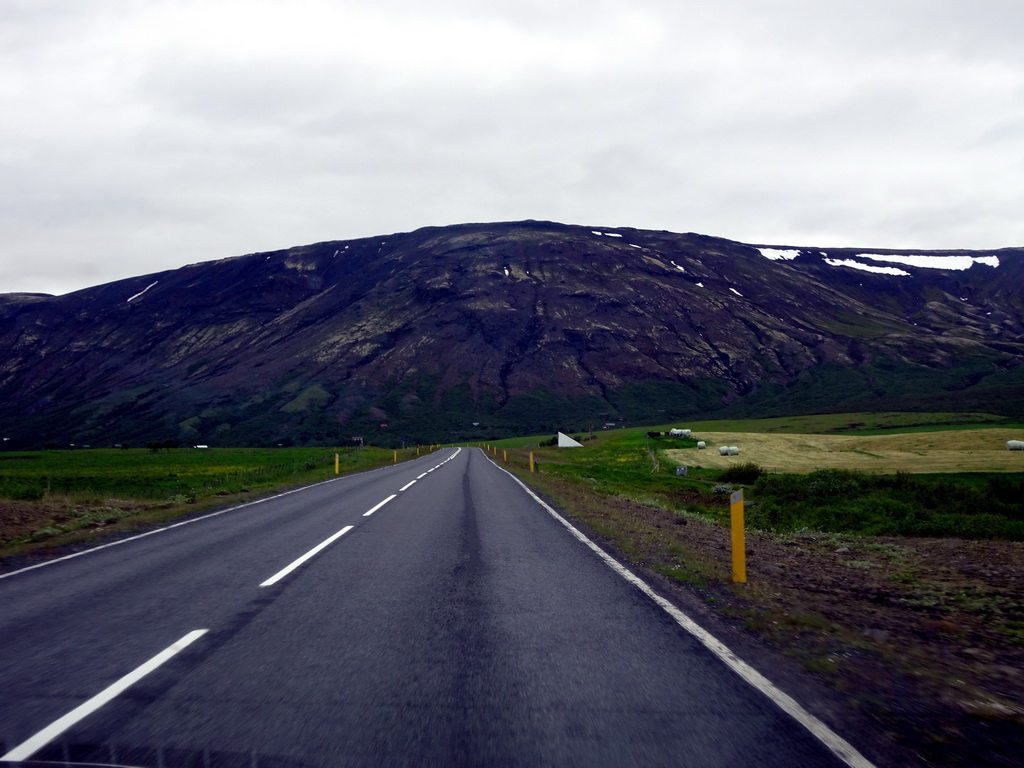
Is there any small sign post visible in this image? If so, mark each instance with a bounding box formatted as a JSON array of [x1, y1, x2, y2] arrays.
[[730, 489, 746, 583]]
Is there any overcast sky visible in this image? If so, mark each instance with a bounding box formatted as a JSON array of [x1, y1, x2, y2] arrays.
[[3, 0, 1024, 295]]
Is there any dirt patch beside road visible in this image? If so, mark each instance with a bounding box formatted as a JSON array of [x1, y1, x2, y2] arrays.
[[668, 428, 1024, 473], [0, 498, 160, 548]]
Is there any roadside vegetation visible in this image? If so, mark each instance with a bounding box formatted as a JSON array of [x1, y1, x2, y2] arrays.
[[748, 470, 1024, 539], [489, 412, 1024, 763], [3, 414, 1022, 761], [0, 445, 420, 558], [493, 420, 1024, 542]]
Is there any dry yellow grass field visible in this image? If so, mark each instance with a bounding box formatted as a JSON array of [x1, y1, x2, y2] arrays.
[[666, 428, 1024, 473]]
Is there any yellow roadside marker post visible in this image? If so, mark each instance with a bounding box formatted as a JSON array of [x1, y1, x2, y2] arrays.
[[335, 453, 339, 475], [529, 452, 535, 472], [393, 450, 397, 463], [503, 450, 507, 462], [731, 489, 746, 583]]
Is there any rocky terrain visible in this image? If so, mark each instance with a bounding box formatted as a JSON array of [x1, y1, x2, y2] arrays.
[[1, 220, 1023, 447]]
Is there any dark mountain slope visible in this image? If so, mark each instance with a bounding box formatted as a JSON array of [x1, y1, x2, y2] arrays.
[[2, 220, 1022, 447]]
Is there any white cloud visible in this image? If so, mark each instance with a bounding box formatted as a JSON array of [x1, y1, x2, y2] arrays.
[[2, 1, 1024, 294]]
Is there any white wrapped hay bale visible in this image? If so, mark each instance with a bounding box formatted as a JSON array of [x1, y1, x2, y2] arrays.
[[697, 441, 706, 449], [719, 446, 729, 456], [728, 446, 739, 456], [1008, 440, 1024, 451]]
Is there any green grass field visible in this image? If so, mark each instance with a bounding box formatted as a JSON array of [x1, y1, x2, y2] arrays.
[[0, 445, 424, 555], [0, 446, 411, 501], [664, 411, 1014, 434], [3, 411, 1023, 558], [496, 412, 1024, 541], [480, 411, 1017, 449]]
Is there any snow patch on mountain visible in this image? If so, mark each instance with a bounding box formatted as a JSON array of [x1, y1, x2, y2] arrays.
[[758, 248, 800, 261], [126, 281, 158, 303], [853, 253, 999, 270], [824, 259, 911, 276]]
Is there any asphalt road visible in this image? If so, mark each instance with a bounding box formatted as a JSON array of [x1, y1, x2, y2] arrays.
[[0, 448, 864, 767]]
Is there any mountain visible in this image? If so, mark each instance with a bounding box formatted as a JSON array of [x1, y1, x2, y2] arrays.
[[2, 220, 1023, 448]]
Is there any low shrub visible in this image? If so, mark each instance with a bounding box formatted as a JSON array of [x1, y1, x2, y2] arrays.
[[747, 470, 1024, 540], [807, 469, 861, 500], [745, 500, 796, 532], [0, 479, 45, 501], [718, 462, 765, 485]]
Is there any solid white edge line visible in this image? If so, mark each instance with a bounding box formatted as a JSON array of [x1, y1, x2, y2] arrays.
[[1, 629, 209, 762], [487, 452, 877, 768], [399, 480, 417, 491], [362, 494, 397, 517], [259, 525, 355, 587]]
